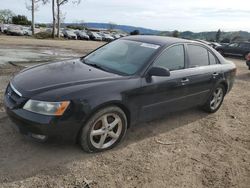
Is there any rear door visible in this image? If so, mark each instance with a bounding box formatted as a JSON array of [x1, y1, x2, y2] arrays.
[[238, 43, 250, 57], [185, 44, 222, 105]]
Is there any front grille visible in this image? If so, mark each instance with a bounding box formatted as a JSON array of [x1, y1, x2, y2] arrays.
[[5, 84, 27, 109]]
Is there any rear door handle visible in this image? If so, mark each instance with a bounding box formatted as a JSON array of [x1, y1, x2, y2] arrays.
[[180, 78, 189, 85], [213, 72, 219, 76]]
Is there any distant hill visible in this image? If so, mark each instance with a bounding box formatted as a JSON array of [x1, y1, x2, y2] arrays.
[[63, 22, 250, 41], [84, 22, 160, 35], [162, 31, 250, 42]]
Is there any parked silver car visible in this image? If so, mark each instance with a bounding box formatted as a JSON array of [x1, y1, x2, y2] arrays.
[[88, 32, 102, 41], [74, 30, 90, 40], [63, 30, 77, 39]]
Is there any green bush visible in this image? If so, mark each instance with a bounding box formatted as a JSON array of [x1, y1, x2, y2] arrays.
[[130, 30, 140, 35], [34, 32, 52, 39], [66, 25, 85, 30], [37, 23, 47, 28]]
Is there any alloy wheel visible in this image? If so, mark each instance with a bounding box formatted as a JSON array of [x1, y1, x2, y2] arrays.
[[90, 113, 122, 149], [210, 87, 223, 110]]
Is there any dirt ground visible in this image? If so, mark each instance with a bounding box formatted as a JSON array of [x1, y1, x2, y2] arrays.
[[0, 35, 249, 188]]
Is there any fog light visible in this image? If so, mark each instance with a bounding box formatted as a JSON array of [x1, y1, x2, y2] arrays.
[[31, 133, 47, 140]]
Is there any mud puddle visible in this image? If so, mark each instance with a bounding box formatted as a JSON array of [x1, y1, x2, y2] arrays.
[[0, 45, 82, 67]]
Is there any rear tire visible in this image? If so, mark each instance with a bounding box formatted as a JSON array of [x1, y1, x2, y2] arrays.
[[202, 84, 225, 113], [79, 106, 127, 153], [244, 53, 249, 60]]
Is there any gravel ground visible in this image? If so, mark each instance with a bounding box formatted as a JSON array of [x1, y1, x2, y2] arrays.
[[0, 36, 249, 188]]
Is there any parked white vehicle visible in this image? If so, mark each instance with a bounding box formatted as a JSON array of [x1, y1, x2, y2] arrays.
[[120, 33, 128, 37], [98, 33, 114, 42], [112, 33, 121, 39], [6, 25, 24, 36], [22, 27, 32, 36], [0, 24, 9, 33]]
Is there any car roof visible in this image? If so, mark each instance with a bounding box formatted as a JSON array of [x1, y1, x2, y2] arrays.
[[122, 35, 191, 46]]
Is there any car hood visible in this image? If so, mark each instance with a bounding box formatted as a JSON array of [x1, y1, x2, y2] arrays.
[[12, 58, 122, 96], [68, 33, 76, 36]]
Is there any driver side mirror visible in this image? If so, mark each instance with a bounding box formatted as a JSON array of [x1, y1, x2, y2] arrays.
[[147, 66, 170, 77]]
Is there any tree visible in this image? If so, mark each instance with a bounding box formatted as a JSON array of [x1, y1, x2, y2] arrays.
[[52, 0, 56, 38], [0, 9, 15, 23], [37, 23, 47, 27], [26, 0, 49, 35], [56, 0, 81, 38], [12, 15, 31, 25], [231, 36, 243, 42], [130, 30, 140, 35], [66, 24, 85, 30], [75, 19, 87, 28], [221, 38, 230, 43], [172, 30, 179, 38], [215, 29, 221, 42], [108, 22, 116, 31], [208, 38, 215, 42]]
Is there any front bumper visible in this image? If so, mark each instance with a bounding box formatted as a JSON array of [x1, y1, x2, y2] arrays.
[[4, 92, 82, 142]]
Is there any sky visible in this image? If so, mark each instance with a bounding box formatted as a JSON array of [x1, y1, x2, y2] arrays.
[[1, 0, 250, 32]]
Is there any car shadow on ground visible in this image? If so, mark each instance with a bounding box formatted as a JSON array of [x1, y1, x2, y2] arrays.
[[121, 108, 208, 148], [0, 107, 208, 183], [224, 55, 245, 61], [236, 72, 250, 81]]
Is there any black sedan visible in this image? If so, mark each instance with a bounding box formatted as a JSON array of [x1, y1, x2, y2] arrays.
[[4, 36, 236, 152], [216, 42, 250, 60]]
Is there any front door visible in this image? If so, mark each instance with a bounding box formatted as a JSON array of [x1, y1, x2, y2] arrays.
[[138, 44, 191, 121], [225, 43, 240, 55]]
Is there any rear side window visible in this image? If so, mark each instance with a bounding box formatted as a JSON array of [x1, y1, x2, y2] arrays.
[[239, 43, 250, 48], [208, 51, 218, 65], [188, 45, 209, 67], [153, 45, 185, 71]]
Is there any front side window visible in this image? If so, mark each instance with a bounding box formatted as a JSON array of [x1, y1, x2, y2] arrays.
[[229, 43, 238, 47], [84, 40, 160, 75], [188, 45, 209, 68], [153, 45, 185, 71]]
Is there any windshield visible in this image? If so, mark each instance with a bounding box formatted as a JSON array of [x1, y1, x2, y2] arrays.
[[84, 39, 160, 75], [93, 33, 100, 37]]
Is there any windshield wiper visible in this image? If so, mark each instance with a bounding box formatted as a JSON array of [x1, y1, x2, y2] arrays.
[[86, 63, 107, 71], [81, 58, 128, 76], [82, 59, 109, 72]]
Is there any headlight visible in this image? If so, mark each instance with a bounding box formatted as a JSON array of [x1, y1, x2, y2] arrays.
[[23, 100, 70, 116]]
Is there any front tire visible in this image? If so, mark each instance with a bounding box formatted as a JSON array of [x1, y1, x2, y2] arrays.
[[79, 106, 127, 152], [203, 84, 225, 113]]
